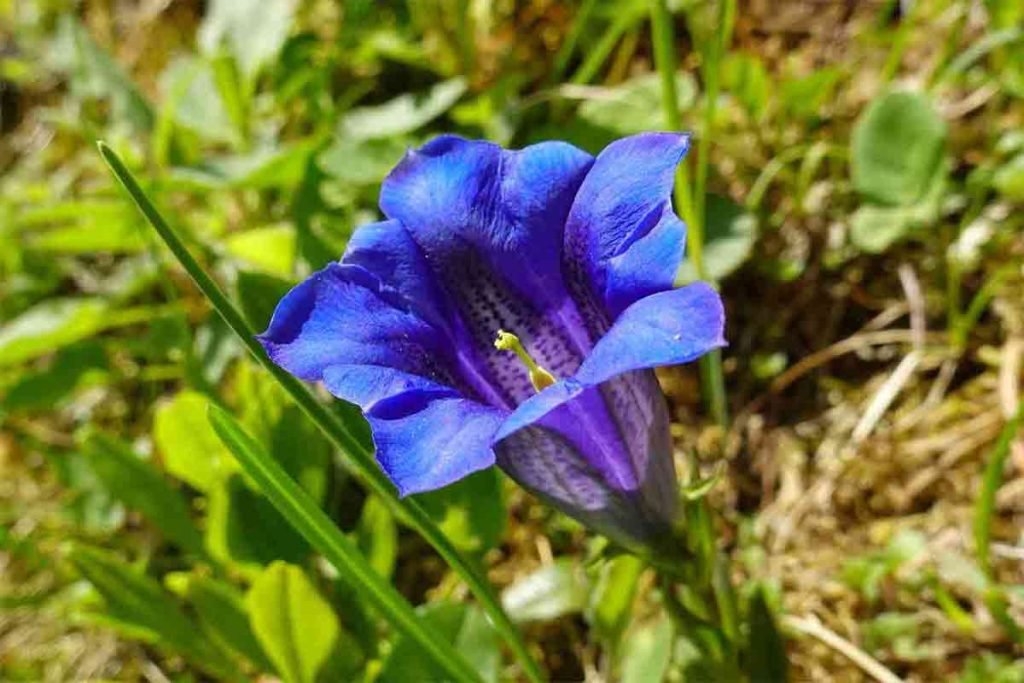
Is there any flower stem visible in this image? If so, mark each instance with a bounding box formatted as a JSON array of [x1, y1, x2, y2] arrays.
[[650, 0, 730, 428]]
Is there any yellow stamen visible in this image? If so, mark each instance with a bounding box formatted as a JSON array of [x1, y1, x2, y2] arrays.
[[494, 329, 556, 392]]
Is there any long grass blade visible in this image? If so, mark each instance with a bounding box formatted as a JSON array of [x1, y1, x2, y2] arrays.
[[97, 142, 545, 683], [208, 405, 482, 683]]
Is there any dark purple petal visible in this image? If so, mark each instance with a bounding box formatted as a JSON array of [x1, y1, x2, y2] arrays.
[[379, 135, 597, 404], [564, 132, 690, 319]]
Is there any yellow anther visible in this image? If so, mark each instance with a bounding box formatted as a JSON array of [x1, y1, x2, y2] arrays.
[[494, 330, 556, 392]]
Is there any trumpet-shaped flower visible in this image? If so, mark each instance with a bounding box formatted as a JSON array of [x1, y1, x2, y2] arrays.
[[258, 133, 725, 552]]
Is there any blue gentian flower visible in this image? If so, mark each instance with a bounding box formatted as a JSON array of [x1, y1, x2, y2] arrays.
[[258, 133, 725, 552]]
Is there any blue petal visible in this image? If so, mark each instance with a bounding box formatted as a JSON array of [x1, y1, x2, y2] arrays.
[[495, 282, 725, 442], [564, 132, 690, 318], [257, 262, 447, 383], [363, 392, 504, 496], [379, 135, 598, 404], [341, 219, 452, 331]]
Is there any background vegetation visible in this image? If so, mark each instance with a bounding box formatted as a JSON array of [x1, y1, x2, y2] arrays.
[[2, 0, 1023, 681]]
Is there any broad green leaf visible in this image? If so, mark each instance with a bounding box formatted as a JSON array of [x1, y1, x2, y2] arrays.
[[318, 136, 409, 186], [0, 298, 109, 368], [206, 473, 310, 568], [224, 225, 296, 278], [619, 616, 674, 683], [993, 154, 1024, 201], [416, 468, 506, 554], [502, 559, 589, 623], [850, 205, 914, 254], [577, 72, 697, 135], [356, 495, 398, 578], [678, 194, 757, 283], [198, 0, 296, 78], [32, 217, 144, 254], [83, 431, 204, 557], [246, 561, 341, 683], [744, 586, 789, 683], [154, 390, 235, 492], [236, 271, 294, 331], [2, 342, 107, 411], [851, 91, 947, 206], [380, 603, 500, 683], [586, 555, 644, 642], [68, 545, 238, 679], [175, 574, 274, 671], [722, 52, 770, 119], [159, 55, 237, 144], [339, 78, 468, 141], [170, 141, 317, 190], [780, 68, 841, 120]]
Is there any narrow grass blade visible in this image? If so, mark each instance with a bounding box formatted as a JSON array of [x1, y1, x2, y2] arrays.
[[974, 400, 1024, 576], [97, 142, 545, 683], [208, 405, 482, 683]]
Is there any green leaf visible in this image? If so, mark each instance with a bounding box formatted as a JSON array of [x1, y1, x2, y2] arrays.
[[851, 91, 947, 206], [744, 586, 789, 683], [49, 451, 125, 534], [0, 298, 109, 368], [677, 194, 757, 283], [993, 153, 1024, 201], [153, 390, 235, 492], [339, 78, 468, 141], [577, 72, 697, 136], [158, 56, 237, 144], [68, 545, 239, 679], [586, 555, 644, 643], [849, 204, 914, 253], [722, 53, 769, 119], [32, 220, 143, 254], [206, 473, 310, 568], [502, 559, 589, 623], [356, 495, 398, 578], [82, 431, 205, 557], [780, 68, 841, 120], [619, 617, 674, 683], [246, 561, 341, 683], [174, 574, 274, 672], [99, 143, 541, 683], [415, 468, 506, 554], [236, 271, 295, 331], [318, 136, 409, 186], [170, 141, 318, 190], [2, 342, 107, 411], [224, 225, 296, 277], [380, 603, 500, 683], [209, 406, 483, 683], [198, 0, 296, 78]]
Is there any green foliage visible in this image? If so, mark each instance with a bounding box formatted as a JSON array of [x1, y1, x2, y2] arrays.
[[68, 545, 240, 679], [246, 561, 345, 683], [0, 298, 109, 368], [154, 390, 235, 492], [82, 431, 205, 557]]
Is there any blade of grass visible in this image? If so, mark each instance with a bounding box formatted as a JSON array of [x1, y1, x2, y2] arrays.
[[974, 399, 1024, 576], [97, 142, 545, 683], [974, 399, 1024, 643], [208, 405, 482, 683], [650, 0, 729, 427], [570, 4, 645, 86]]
